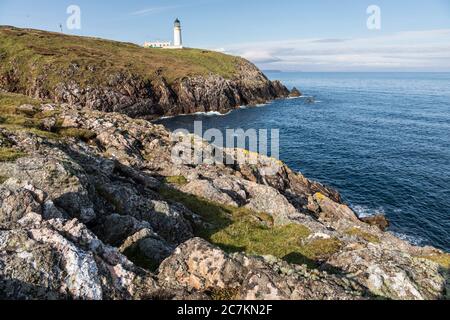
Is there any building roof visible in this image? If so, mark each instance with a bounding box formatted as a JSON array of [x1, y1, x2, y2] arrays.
[[174, 18, 180, 24]]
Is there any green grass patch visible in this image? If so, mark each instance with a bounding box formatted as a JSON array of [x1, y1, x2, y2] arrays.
[[158, 186, 341, 268], [158, 186, 231, 231], [0, 91, 41, 110], [0, 92, 62, 138], [25, 127, 60, 139], [421, 253, 450, 269], [0, 147, 26, 162], [0, 175, 9, 184], [0, 26, 243, 97], [296, 238, 343, 262], [345, 227, 380, 244], [210, 288, 241, 301], [57, 128, 97, 142], [0, 92, 97, 142], [164, 175, 188, 186]]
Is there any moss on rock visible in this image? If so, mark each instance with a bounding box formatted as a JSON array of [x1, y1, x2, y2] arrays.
[[0, 147, 26, 162], [345, 227, 380, 244], [421, 253, 450, 269], [164, 175, 188, 186], [158, 186, 343, 268]]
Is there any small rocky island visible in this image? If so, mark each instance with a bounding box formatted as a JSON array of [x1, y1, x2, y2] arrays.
[[0, 27, 448, 300]]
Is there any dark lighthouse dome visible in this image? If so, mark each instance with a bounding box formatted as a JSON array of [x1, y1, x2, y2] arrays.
[[174, 18, 181, 25]]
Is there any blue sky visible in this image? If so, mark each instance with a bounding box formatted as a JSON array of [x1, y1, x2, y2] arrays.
[[1, 0, 450, 71]]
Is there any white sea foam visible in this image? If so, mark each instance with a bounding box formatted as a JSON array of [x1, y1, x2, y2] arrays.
[[158, 115, 175, 120], [352, 205, 428, 247], [190, 110, 233, 117], [352, 205, 386, 218], [389, 232, 427, 247], [155, 110, 232, 121]]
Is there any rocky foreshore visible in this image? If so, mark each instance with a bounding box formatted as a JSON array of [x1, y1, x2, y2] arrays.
[[0, 96, 448, 300]]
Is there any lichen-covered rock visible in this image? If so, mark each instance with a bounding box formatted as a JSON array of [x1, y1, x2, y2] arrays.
[[180, 179, 241, 207], [242, 181, 301, 225], [94, 214, 155, 247], [313, 192, 360, 224], [289, 87, 302, 98], [326, 244, 447, 300], [0, 97, 447, 301], [0, 181, 42, 223], [158, 238, 366, 300], [94, 183, 194, 245], [119, 229, 174, 267], [0, 156, 96, 223], [361, 215, 390, 231], [0, 213, 162, 300]]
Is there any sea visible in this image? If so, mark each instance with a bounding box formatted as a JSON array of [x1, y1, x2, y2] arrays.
[[156, 72, 450, 251]]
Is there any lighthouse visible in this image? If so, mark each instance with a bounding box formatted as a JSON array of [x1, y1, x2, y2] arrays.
[[173, 18, 183, 48], [143, 19, 184, 49]]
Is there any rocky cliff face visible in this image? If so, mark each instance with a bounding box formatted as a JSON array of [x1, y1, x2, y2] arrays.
[[50, 63, 290, 119], [0, 98, 448, 300]]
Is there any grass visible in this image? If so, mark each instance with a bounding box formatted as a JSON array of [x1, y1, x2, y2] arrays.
[[58, 128, 97, 142], [0, 91, 41, 110], [210, 288, 241, 301], [0, 147, 26, 162], [0, 92, 55, 134], [164, 175, 188, 186], [158, 186, 342, 268], [421, 253, 450, 269], [0, 175, 9, 184], [345, 227, 380, 244], [0, 26, 243, 97], [0, 91, 96, 142]]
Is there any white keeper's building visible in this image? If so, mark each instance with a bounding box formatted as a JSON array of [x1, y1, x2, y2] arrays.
[[144, 19, 184, 49]]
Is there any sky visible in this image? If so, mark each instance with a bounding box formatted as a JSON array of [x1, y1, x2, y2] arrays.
[[1, 0, 450, 71]]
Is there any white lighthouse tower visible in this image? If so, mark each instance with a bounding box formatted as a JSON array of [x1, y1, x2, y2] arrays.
[[173, 18, 183, 48]]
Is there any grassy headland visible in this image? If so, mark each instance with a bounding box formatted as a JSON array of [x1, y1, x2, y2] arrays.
[[0, 26, 242, 91]]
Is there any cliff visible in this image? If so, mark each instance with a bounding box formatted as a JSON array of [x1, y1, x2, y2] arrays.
[[0, 26, 290, 120], [0, 91, 448, 300]]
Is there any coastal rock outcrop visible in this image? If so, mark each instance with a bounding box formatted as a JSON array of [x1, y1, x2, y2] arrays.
[[158, 238, 366, 300], [0, 211, 162, 300], [361, 214, 390, 231], [0, 98, 447, 300], [289, 87, 302, 98]]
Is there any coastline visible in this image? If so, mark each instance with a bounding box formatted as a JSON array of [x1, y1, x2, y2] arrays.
[[0, 28, 448, 301], [0, 88, 448, 300], [156, 73, 450, 252]]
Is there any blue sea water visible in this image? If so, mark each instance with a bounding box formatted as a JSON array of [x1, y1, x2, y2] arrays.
[[157, 72, 450, 251]]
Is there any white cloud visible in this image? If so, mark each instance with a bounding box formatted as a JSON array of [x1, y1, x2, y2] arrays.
[[131, 5, 184, 16], [240, 51, 281, 64], [220, 29, 450, 71]]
